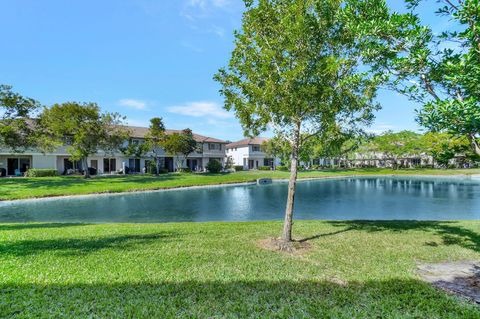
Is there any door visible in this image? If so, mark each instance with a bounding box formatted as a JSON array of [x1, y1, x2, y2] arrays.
[[103, 158, 110, 173], [248, 160, 254, 170], [110, 159, 117, 172], [7, 158, 18, 176], [19, 158, 30, 173], [91, 160, 98, 169]]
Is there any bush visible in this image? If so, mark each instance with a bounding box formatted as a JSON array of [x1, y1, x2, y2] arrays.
[[259, 166, 271, 171], [26, 169, 57, 177], [234, 165, 244, 171], [147, 161, 169, 174], [177, 167, 191, 173], [276, 165, 289, 171], [206, 160, 222, 173]]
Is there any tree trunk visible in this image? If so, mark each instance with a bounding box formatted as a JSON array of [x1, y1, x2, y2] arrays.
[[155, 156, 159, 176], [83, 158, 90, 179], [282, 134, 300, 242], [468, 134, 480, 156]]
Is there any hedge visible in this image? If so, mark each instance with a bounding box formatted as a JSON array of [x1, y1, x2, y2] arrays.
[[26, 169, 58, 177], [258, 166, 271, 171], [276, 165, 289, 171], [234, 165, 244, 171]]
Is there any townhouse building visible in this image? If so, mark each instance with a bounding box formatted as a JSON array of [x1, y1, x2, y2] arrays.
[[226, 137, 280, 170], [0, 125, 227, 176]]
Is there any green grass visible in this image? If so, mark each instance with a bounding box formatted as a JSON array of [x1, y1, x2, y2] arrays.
[[2, 220, 480, 318], [1, 168, 479, 201]]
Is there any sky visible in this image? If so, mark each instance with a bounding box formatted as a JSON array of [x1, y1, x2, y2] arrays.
[[0, 0, 446, 141]]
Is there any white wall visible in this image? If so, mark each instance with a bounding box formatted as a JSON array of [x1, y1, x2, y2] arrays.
[[32, 155, 57, 169]]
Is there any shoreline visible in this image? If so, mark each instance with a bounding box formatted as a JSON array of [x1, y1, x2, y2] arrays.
[[1, 173, 479, 204]]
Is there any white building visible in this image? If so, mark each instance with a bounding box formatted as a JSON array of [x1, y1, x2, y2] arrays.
[[0, 126, 227, 176], [226, 137, 280, 170]]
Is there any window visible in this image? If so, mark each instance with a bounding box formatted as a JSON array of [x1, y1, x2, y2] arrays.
[[208, 143, 222, 151], [103, 158, 117, 173], [252, 145, 260, 152], [129, 158, 141, 173]]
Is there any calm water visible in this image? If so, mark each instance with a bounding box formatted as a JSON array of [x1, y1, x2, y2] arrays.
[[1, 176, 480, 223]]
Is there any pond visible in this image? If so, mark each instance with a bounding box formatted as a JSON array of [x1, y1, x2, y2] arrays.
[[1, 176, 480, 223]]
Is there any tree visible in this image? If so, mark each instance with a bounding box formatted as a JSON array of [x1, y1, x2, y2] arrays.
[[350, 0, 480, 155], [0, 85, 40, 151], [371, 131, 421, 169], [162, 129, 198, 172], [120, 140, 149, 173], [215, 0, 380, 243], [39, 102, 128, 178], [144, 117, 166, 175], [420, 132, 471, 168]]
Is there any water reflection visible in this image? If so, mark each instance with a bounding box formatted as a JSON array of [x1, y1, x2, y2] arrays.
[[1, 176, 480, 222]]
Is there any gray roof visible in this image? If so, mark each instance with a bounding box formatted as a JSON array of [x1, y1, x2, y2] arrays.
[[226, 137, 270, 148], [126, 126, 227, 143]]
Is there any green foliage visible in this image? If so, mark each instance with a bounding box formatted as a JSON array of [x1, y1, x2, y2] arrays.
[[276, 165, 289, 171], [39, 102, 128, 178], [120, 140, 149, 158], [0, 85, 41, 151], [420, 132, 471, 167], [234, 165, 244, 171], [25, 169, 57, 177], [258, 166, 271, 171], [215, 0, 381, 239], [163, 129, 198, 171], [145, 117, 166, 175], [351, 0, 480, 154], [206, 160, 222, 173]]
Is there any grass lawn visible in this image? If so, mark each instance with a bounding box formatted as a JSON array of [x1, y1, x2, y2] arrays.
[[1, 168, 479, 201], [1, 220, 480, 318]]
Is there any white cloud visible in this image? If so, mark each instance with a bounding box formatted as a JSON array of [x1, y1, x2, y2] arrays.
[[118, 99, 148, 110], [167, 101, 232, 119]]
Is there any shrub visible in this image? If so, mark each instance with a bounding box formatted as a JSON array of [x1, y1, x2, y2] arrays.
[[259, 166, 271, 171], [26, 169, 57, 177], [234, 165, 244, 171], [177, 167, 192, 173], [276, 165, 289, 171], [147, 161, 169, 174], [206, 160, 222, 173]]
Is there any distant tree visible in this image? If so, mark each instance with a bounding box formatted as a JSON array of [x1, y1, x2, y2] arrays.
[[215, 0, 380, 243], [120, 139, 149, 173], [163, 129, 198, 172], [39, 102, 128, 178], [420, 132, 471, 168], [371, 131, 421, 169], [0, 85, 40, 151], [144, 117, 166, 175], [350, 0, 480, 155], [225, 156, 234, 169]]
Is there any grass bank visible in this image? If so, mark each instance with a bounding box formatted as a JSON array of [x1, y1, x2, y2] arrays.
[[1, 168, 479, 201], [1, 220, 480, 318]]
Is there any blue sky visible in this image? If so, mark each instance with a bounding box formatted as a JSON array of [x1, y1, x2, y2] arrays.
[[0, 0, 444, 141]]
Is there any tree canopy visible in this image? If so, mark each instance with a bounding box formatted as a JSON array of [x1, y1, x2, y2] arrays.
[[0, 85, 40, 151], [215, 0, 381, 242], [163, 129, 198, 171], [39, 102, 128, 178], [350, 0, 480, 154], [145, 117, 166, 175]]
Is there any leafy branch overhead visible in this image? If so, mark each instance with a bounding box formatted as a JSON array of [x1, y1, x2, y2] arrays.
[[350, 0, 480, 154]]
